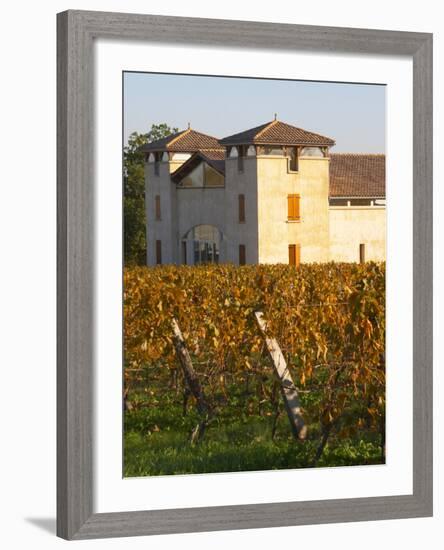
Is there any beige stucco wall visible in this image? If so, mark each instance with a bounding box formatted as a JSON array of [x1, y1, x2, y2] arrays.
[[146, 159, 190, 265], [145, 160, 176, 264], [146, 157, 230, 265], [224, 157, 259, 264], [176, 186, 227, 263], [145, 154, 386, 266], [256, 156, 330, 264], [329, 206, 386, 262]]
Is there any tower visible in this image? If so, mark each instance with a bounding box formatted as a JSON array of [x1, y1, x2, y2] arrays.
[[141, 128, 223, 265], [219, 119, 335, 265]]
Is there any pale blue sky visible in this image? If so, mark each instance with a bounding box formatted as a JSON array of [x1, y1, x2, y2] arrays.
[[124, 72, 385, 153]]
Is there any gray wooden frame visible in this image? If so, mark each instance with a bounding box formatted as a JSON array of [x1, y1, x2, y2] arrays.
[[57, 9, 433, 540]]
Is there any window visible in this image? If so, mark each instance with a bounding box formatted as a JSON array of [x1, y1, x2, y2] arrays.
[[238, 194, 245, 223], [263, 146, 284, 156], [289, 244, 301, 267], [300, 146, 324, 157], [359, 243, 366, 264], [238, 147, 244, 172], [183, 225, 220, 265], [246, 145, 256, 157], [239, 244, 246, 265], [155, 240, 162, 265], [179, 163, 224, 188], [287, 194, 300, 221], [351, 199, 373, 206], [288, 147, 298, 171], [181, 164, 204, 188], [204, 164, 224, 187], [155, 195, 161, 220], [193, 241, 218, 264], [329, 198, 349, 206]]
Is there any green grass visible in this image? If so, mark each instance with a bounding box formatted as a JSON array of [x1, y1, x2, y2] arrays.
[[123, 399, 384, 477]]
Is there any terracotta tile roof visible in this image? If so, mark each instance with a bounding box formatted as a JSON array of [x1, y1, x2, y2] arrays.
[[199, 149, 226, 161], [141, 128, 223, 153], [329, 154, 385, 198], [219, 120, 335, 147]]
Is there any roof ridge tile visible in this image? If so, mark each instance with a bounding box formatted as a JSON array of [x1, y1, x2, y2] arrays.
[[254, 119, 278, 139]]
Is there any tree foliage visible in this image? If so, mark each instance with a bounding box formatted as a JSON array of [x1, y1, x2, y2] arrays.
[[123, 123, 179, 265]]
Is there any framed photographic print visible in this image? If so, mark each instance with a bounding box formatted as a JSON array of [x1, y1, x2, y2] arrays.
[[57, 10, 433, 540]]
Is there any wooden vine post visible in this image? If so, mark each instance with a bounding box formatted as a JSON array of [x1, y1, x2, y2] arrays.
[[255, 311, 307, 440], [171, 318, 210, 443]]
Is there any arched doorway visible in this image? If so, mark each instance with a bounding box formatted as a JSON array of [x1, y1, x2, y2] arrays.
[[182, 225, 222, 265]]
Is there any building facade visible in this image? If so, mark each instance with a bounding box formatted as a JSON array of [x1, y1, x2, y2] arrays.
[[142, 119, 385, 266]]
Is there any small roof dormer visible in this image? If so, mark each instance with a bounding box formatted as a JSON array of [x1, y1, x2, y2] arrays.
[[171, 150, 225, 188]]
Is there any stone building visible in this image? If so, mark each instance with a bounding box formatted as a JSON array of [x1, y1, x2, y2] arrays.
[[141, 119, 385, 266]]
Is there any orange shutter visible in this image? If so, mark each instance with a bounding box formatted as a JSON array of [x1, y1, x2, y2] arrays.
[[288, 196, 294, 220], [295, 244, 301, 267], [239, 244, 246, 265], [155, 195, 161, 220], [289, 244, 301, 267], [359, 243, 365, 263], [156, 240, 162, 264], [289, 244, 295, 265], [288, 195, 300, 221], [239, 194, 245, 222]]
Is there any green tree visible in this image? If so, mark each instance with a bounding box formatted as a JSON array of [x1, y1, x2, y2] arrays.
[[124, 123, 178, 265]]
